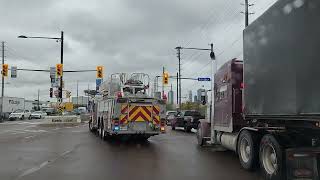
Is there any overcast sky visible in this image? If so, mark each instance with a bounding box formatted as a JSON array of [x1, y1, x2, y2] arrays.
[[0, 0, 276, 102]]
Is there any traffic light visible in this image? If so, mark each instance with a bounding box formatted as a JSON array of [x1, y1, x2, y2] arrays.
[[96, 66, 103, 79], [163, 72, 169, 85], [2, 64, 8, 77], [56, 64, 63, 77], [50, 88, 53, 98], [66, 91, 71, 98]]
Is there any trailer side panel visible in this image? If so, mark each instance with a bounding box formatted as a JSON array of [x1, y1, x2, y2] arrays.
[[243, 0, 320, 116]]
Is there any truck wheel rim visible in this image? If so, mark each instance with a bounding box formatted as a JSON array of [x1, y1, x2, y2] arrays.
[[262, 144, 277, 174], [240, 138, 251, 163]]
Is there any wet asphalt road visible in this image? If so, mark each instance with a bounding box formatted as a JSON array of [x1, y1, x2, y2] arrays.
[[0, 119, 262, 180]]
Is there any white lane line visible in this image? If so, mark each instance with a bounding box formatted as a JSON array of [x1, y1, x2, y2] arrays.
[[24, 135, 36, 139], [17, 161, 49, 178], [16, 149, 73, 179]]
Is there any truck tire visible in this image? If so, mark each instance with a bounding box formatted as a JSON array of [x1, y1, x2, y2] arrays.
[[99, 122, 104, 140], [89, 120, 96, 133], [196, 123, 204, 146], [259, 134, 284, 180], [237, 130, 259, 170]]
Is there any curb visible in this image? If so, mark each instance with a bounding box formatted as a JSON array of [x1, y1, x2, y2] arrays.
[[37, 122, 84, 127]]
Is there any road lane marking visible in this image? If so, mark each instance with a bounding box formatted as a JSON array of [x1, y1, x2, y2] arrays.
[[17, 161, 49, 179], [16, 149, 74, 179], [24, 135, 36, 139]]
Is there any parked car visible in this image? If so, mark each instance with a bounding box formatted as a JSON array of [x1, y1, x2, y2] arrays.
[[9, 109, 31, 120], [42, 108, 56, 115], [171, 110, 204, 132], [30, 111, 47, 119]]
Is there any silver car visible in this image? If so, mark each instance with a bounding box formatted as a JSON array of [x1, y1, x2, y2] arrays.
[[30, 111, 47, 119]]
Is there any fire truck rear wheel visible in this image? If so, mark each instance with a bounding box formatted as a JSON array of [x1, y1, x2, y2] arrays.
[[99, 123, 104, 140], [89, 120, 96, 133]]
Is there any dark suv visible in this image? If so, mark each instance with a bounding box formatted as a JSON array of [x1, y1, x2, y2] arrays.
[[171, 110, 204, 132]]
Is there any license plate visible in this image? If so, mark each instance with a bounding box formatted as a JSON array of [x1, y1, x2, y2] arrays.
[[132, 122, 147, 131]]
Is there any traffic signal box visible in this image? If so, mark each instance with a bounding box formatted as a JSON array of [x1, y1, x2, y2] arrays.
[[50, 88, 53, 98], [2, 64, 8, 77], [163, 72, 169, 85], [96, 66, 103, 79], [56, 64, 63, 77]]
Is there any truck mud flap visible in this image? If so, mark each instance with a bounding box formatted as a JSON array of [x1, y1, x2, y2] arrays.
[[286, 148, 320, 180]]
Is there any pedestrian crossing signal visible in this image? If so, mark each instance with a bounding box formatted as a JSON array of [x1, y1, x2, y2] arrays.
[[163, 72, 169, 85], [56, 64, 63, 77], [2, 64, 8, 77], [96, 66, 103, 79]]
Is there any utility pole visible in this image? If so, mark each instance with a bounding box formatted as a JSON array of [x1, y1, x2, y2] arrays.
[[37, 89, 40, 110], [1, 42, 4, 122], [242, 0, 254, 27], [245, 0, 249, 27], [76, 80, 79, 108], [175, 47, 182, 110], [176, 72, 179, 106]]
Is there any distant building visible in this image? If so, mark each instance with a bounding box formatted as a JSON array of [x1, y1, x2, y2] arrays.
[[194, 95, 198, 102], [168, 90, 174, 104], [197, 89, 208, 104], [188, 90, 192, 102], [72, 96, 89, 106]]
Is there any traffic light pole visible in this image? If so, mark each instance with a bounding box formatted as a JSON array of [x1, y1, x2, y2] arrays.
[[1, 42, 4, 122], [162, 66, 165, 99], [59, 31, 64, 103]]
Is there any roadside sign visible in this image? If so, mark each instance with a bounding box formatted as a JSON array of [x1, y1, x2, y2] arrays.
[[11, 66, 17, 78], [96, 79, 102, 90], [54, 89, 59, 97], [197, 77, 211, 81], [51, 78, 59, 88], [50, 67, 56, 78]]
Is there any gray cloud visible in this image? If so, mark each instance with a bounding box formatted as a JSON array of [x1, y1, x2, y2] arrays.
[[0, 0, 277, 102]]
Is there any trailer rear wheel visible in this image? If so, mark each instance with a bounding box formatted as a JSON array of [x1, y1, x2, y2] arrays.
[[237, 130, 259, 170], [259, 134, 284, 180]]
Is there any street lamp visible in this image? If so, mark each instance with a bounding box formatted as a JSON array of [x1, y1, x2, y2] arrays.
[[18, 31, 64, 102], [175, 43, 215, 110]]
